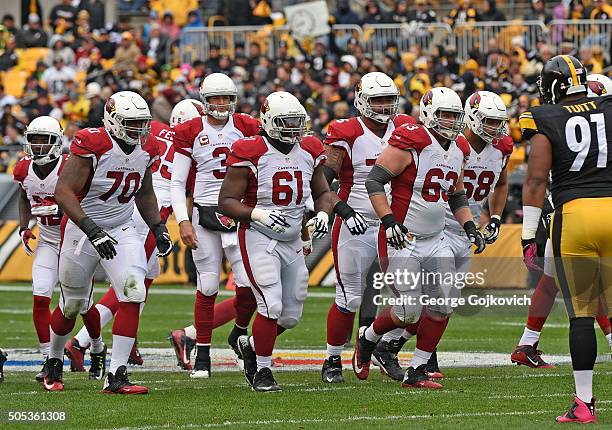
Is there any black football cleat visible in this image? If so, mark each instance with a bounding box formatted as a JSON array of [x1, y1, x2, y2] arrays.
[[190, 351, 211, 379], [64, 338, 87, 372], [237, 335, 257, 387], [103, 365, 148, 394], [228, 325, 247, 370], [252, 367, 281, 392], [352, 326, 378, 380], [0, 349, 7, 383], [425, 349, 444, 379], [322, 355, 344, 383], [127, 340, 143, 366], [43, 358, 64, 392], [89, 344, 107, 380], [372, 340, 404, 381], [402, 364, 443, 389], [35, 358, 47, 382]]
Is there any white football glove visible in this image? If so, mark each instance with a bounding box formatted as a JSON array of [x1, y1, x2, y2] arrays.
[[345, 211, 368, 235], [306, 211, 329, 239], [251, 208, 290, 233], [381, 214, 413, 250], [483, 215, 502, 244], [31, 204, 59, 216]]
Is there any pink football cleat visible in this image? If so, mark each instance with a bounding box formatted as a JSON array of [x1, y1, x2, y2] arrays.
[[556, 397, 596, 423]]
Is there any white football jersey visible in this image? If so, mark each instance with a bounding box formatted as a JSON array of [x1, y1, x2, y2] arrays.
[[13, 154, 67, 244], [70, 127, 159, 229], [324, 114, 417, 222], [445, 135, 513, 231], [148, 120, 175, 207], [227, 135, 326, 241], [172, 113, 260, 206], [387, 123, 470, 237]]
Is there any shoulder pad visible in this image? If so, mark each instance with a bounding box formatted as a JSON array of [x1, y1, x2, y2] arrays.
[[172, 117, 204, 156], [493, 135, 514, 156], [13, 157, 31, 183], [324, 118, 363, 146], [71, 127, 112, 159], [392, 114, 417, 128], [519, 110, 539, 140], [387, 123, 432, 152], [455, 134, 471, 158], [300, 135, 325, 161], [232, 113, 261, 137], [228, 136, 267, 165]]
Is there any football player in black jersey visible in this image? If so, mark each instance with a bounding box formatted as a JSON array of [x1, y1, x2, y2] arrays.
[[521, 55, 612, 424]]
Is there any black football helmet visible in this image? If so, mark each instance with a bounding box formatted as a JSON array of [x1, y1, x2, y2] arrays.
[[537, 55, 587, 104]]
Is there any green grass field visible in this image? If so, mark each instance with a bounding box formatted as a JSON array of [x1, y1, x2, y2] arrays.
[[2, 284, 612, 429]]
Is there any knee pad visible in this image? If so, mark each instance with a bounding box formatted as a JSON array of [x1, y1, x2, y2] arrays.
[[62, 299, 87, 319], [252, 258, 280, 288], [267, 301, 283, 320], [392, 303, 422, 324], [196, 271, 220, 296], [343, 295, 362, 313], [426, 306, 453, 319], [278, 315, 300, 329], [122, 274, 146, 303]]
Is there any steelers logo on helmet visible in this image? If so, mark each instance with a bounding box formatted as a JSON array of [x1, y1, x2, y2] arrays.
[[538, 55, 587, 104]]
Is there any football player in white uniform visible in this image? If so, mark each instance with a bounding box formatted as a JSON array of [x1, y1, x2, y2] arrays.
[[586, 73, 612, 97], [353, 88, 486, 389], [220, 92, 334, 392], [64, 100, 206, 375], [321, 72, 415, 383], [46, 91, 173, 394], [13, 116, 72, 382], [171, 74, 261, 378]]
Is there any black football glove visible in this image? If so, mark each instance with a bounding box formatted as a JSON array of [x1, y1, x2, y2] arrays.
[[79, 217, 118, 260], [483, 215, 502, 244], [334, 201, 368, 235], [381, 214, 411, 250], [152, 222, 173, 257], [464, 220, 486, 254]]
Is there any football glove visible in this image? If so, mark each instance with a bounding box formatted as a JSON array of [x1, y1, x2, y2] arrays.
[[483, 215, 501, 244], [19, 228, 36, 256], [31, 204, 60, 217], [464, 221, 486, 254], [381, 214, 412, 250], [334, 201, 368, 235], [152, 222, 173, 257], [251, 208, 290, 233], [302, 239, 313, 256], [79, 217, 118, 260], [306, 211, 329, 239], [521, 238, 542, 272]]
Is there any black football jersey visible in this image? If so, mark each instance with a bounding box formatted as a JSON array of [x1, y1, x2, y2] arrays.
[[520, 95, 612, 207]]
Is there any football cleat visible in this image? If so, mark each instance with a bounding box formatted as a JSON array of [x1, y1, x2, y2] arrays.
[[43, 358, 64, 392], [0, 349, 7, 383], [425, 349, 444, 379], [556, 396, 596, 423], [252, 367, 281, 392], [228, 325, 247, 370], [402, 364, 443, 389], [35, 358, 47, 382], [352, 326, 378, 380], [168, 329, 193, 370], [511, 342, 555, 368], [103, 365, 148, 394], [64, 338, 87, 372], [89, 344, 107, 380], [237, 335, 257, 387], [128, 340, 143, 366], [321, 355, 344, 383], [190, 353, 211, 379], [372, 340, 404, 381]]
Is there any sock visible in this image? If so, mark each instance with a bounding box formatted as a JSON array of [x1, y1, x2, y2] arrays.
[[194, 291, 217, 344], [410, 347, 433, 368], [33, 296, 51, 352], [195, 344, 210, 361], [526, 274, 557, 331], [405, 320, 420, 336], [569, 317, 597, 404], [74, 303, 114, 348], [235, 286, 257, 328], [326, 303, 355, 357], [81, 306, 103, 354], [252, 313, 277, 361], [49, 307, 76, 360], [367, 308, 400, 342], [110, 302, 140, 374], [139, 279, 154, 314], [184, 324, 197, 340], [256, 355, 272, 370], [415, 315, 449, 353], [98, 287, 120, 314], [213, 297, 236, 328], [607, 333, 612, 349], [249, 335, 255, 349], [596, 315, 611, 335], [364, 325, 382, 343], [381, 327, 405, 342], [519, 327, 541, 346]]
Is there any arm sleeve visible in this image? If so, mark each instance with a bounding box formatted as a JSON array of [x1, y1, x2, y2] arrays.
[[171, 151, 192, 224]]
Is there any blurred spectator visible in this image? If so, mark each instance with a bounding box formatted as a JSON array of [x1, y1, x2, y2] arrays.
[[79, 0, 106, 30], [204, 44, 221, 73], [46, 35, 75, 66], [145, 24, 171, 67], [0, 106, 25, 137], [390, 1, 409, 24], [447, 0, 480, 27], [49, 0, 77, 35], [524, 0, 552, 24], [160, 12, 181, 41], [0, 85, 17, 117], [22, 13, 48, 48], [363, 1, 389, 24], [150, 0, 198, 27], [114, 32, 141, 70], [0, 36, 18, 71], [41, 57, 76, 102], [84, 82, 104, 128], [152, 87, 180, 123], [589, 0, 612, 20], [63, 88, 89, 126], [222, 0, 253, 26], [480, 0, 506, 21], [184, 10, 203, 28], [407, 0, 437, 24], [338, 55, 357, 88], [94, 28, 116, 59], [2, 14, 24, 48], [333, 0, 362, 26]]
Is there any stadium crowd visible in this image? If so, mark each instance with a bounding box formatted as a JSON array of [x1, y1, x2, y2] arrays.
[[0, 0, 610, 179]]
